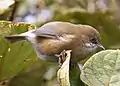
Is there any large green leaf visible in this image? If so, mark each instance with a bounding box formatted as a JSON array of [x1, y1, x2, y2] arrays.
[[81, 50, 120, 86], [0, 21, 37, 81], [9, 61, 48, 86], [8, 61, 58, 86]]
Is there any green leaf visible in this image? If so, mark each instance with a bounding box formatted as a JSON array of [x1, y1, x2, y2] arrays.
[[0, 21, 37, 81], [69, 64, 85, 86], [81, 50, 120, 86], [9, 61, 48, 86]]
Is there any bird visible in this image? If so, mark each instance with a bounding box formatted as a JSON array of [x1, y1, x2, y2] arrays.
[[5, 21, 104, 64]]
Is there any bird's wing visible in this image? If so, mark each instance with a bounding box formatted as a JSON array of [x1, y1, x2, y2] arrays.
[[35, 29, 76, 44], [35, 26, 59, 39], [34, 22, 76, 39], [35, 33, 57, 39]]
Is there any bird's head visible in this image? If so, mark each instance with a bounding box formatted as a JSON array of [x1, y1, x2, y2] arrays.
[[78, 25, 105, 57]]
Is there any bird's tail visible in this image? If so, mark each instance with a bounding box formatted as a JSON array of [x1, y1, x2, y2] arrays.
[[5, 35, 26, 43], [5, 29, 36, 43]]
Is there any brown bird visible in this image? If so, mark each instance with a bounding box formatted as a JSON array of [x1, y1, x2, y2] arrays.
[[5, 21, 104, 63]]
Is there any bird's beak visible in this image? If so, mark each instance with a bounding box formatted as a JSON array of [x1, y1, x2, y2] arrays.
[[97, 44, 105, 50]]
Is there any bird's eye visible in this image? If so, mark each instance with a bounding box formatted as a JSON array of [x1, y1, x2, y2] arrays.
[[90, 38, 97, 44]]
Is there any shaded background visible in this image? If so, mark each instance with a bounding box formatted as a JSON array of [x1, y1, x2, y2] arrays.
[[1, 0, 120, 86]]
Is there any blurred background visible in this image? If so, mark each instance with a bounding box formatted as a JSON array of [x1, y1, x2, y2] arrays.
[[0, 0, 120, 86]]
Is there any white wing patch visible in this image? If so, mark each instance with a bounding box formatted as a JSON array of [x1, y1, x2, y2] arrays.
[[58, 34, 75, 42]]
